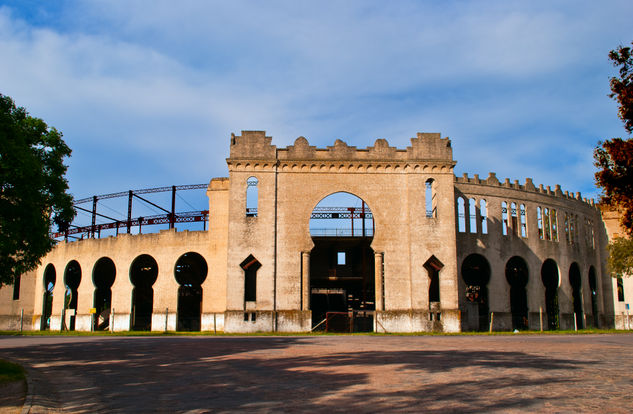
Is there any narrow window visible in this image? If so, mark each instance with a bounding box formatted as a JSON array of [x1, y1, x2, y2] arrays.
[[569, 214, 575, 244], [520, 204, 527, 238], [469, 198, 477, 233], [424, 256, 444, 303], [425, 179, 436, 218], [572, 215, 578, 244], [591, 222, 595, 249], [537, 207, 543, 239], [457, 198, 466, 232], [510, 202, 518, 235], [241, 255, 261, 302], [617, 277, 625, 302], [246, 177, 258, 217], [12, 274, 20, 300], [337, 251, 346, 266], [543, 207, 551, 240], [480, 199, 488, 234], [564, 213, 570, 243], [501, 201, 508, 236], [550, 209, 558, 242]]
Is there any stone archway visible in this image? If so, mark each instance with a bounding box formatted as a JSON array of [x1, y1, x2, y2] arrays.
[[130, 254, 159, 331], [505, 256, 529, 330], [174, 252, 208, 331], [461, 254, 491, 331], [93, 257, 116, 330], [308, 192, 375, 332]]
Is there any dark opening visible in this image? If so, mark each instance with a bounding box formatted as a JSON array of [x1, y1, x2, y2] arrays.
[[569, 262, 584, 329], [541, 259, 560, 330], [130, 254, 158, 331], [64, 260, 82, 331], [93, 257, 116, 331], [461, 254, 491, 331], [12, 274, 20, 300], [175, 252, 208, 331], [505, 256, 529, 330], [424, 255, 444, 303], [309, 192, 375, 332], [241, 255, 261, 303], [617, 277, 625, 302], [588, 266, 599, 327], [41, 264, 56, 330]]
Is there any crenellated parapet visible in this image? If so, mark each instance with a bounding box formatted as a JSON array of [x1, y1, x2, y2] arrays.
[[454, 172, 597, 209], [228, 131, 456, 172]]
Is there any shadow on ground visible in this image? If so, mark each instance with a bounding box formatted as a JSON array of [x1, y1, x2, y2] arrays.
[[0, 336, 592, 413]]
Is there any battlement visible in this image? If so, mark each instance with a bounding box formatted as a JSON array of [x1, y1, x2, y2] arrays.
[[455, 172, 597, 208], [228, 131, 454, 163]]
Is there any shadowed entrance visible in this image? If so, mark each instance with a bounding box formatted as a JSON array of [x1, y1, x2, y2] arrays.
[[309, 192, 375, 332]]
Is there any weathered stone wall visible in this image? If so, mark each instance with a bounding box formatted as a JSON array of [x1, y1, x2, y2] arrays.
[[0, 130, 620, 333], [455, 174, 610, 331]]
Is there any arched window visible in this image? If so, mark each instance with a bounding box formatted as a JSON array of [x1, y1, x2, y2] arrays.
[[246, 177, 258, 217], [469, 198, 477, 233], [510, 202, 518, 235], [457, 198, 466, 232], [501, 201, 508, 236], [537, 207, 543, 240], [550, 209, 558, 241], [543, 207, 551, 240], [425, 179, 436, 218], [480, 199, 488, 234], [564, 213, 570, 243], [519, 204, 527, 238], [241, 255, 261, 302]]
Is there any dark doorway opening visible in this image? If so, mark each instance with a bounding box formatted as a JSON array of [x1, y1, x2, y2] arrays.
[[569, 262, 584, 329], [64, 260, 82, 331], [41, 264, 56, 330], [309, 192, 375, 332], [130, 254, 158, 331], [588, 266, 599, 327], [505, 256, 529, 330], [541, 259, 560, 330], [93, 257, 116, 331], [175, 252, 208, 331], [461, 254, 491, 331]]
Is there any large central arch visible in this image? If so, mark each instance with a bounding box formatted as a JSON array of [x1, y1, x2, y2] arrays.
[[308, 192, 375, 332]]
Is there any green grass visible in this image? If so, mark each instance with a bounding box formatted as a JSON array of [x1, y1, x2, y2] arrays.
[[0, 360, 25, 385]]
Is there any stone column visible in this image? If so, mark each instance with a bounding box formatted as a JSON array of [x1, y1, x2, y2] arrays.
[[301, 251, 310, 311], [374, 252, 384, 311]]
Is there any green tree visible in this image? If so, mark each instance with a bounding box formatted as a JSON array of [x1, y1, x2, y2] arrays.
[[594, 42, 633, 277], [0, 94, 75, 287]]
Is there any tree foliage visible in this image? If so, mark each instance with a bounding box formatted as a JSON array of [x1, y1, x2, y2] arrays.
[[607, 237, 633, 277], [608, 42, 633, 134], [595, 42, 633, 236], [0, 94, 75, 287]]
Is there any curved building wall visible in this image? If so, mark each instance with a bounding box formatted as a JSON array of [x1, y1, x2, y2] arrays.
[[29, 228, 225, 332], [455, 173, 612, 330]]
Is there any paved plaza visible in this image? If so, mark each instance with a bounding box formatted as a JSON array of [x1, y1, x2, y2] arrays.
[[1, 334, 632, 413]]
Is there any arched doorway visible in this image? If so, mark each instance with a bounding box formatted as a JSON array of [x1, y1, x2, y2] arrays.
[[588, 266, 599, 327], [64, 260, 82, 331], [93, 257, 116, 331], [569, 262, 584, 329], [41, 264, 56, 330], [461, 254, 491, 331], [309, 192, 375, 332], [541, 259, 560, 330], [174, 252, 208, 331], [505, 256, 529, 330], [130, 254, 159, 331]]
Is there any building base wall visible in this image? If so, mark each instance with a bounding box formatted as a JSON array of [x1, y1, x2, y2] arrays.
[[201, 313, 225, 332], [375, 309, 461, 333]]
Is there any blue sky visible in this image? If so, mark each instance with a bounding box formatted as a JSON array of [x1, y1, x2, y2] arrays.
[[1, 1, 631, 217]]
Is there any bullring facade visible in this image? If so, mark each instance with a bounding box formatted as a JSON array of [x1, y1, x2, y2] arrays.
[[0, 131, 623, 332]]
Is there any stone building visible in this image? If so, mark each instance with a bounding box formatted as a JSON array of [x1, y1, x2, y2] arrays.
[[0, 131, 622, 333]]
